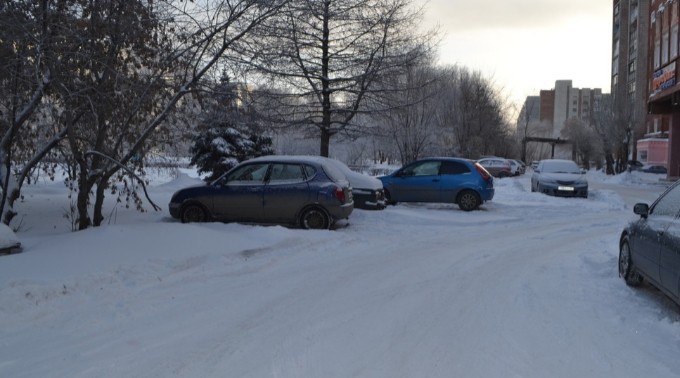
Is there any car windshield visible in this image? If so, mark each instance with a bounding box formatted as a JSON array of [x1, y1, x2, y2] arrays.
[[542, 161, 580, 174]]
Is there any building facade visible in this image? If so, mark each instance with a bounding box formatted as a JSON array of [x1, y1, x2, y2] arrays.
[[646, 0, 680, 178], [518, 81, 604, 162]]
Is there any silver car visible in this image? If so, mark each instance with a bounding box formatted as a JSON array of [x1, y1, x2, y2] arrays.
[[531, 159, 588, 198], [169, 156, 354, 229]]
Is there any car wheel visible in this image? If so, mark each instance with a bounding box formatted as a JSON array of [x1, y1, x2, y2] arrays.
[[619, 238, 642, 286], [384, 189, 397, 205], [457, 190, 481, 211], [300, 207, 331, 230], [181, 203, 208, 223], [531, 182, 536, 192]]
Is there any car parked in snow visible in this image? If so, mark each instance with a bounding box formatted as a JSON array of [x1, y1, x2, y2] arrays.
[[378, 157, 494, 211], [531, 159, 588, 198], [641, 165, 668, 174], [508, 159, 525, 176], [324, 158, 385, 210], [627, 160, 644, 171], [477, 157, 513, 178], [169, 156, 354, 229], [619, 179, 680, 306]]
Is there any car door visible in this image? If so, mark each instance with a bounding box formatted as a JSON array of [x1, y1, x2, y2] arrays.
[[634, 182, 680, 286], [262, 163, 311, 223], [438, 161, 472, 202], [212, 162, 269, 222], [654, 183, 680, 296], [659, 217, 680, 298], [388, 160, 442, 202]]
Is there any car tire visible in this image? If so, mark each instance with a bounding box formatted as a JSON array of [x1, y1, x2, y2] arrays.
[[384, 189, 397, 205], [300, 207, 331, 230], [181, 203, 208, 223], [619, 238, 643, 287], [531, 182, 536, 192], [457, 190, 481, 211]]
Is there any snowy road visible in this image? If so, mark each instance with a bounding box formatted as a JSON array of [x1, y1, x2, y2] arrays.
[[1, 172, 679, 377]]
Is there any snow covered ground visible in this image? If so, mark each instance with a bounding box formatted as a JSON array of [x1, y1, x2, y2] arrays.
[[1, 168, 678, 377]]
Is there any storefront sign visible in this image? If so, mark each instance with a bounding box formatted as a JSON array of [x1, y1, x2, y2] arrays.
[[653, 62, 677, 93]]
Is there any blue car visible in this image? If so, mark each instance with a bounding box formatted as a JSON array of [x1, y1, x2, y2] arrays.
[[378, 157, 495, 211], [168, 156, 354, 229]]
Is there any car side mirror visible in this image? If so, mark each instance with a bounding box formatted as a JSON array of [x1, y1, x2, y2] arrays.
[[633, 203, 649, 218], [534, 169, 540, 173]]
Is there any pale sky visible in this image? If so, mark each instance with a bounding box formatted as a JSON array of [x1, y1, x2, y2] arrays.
[[421, 0, 613, 112]]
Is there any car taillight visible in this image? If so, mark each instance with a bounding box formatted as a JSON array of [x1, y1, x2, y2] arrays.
[[335, 187, 346, 203], [474, 163, 492, 182]]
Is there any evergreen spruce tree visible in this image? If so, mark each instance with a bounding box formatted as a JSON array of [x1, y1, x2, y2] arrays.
[[190, 74, 274, 181]]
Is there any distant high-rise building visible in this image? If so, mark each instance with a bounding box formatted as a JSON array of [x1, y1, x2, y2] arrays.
[[612, 0, 652, 164], [517, 81, 605, 161]]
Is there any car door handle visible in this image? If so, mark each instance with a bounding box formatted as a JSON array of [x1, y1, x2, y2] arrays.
[[432, 179, 440, 182]]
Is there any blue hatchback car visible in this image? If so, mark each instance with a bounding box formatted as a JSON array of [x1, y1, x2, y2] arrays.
[[378, 157, 494, 211], [168, 156, 354, 229]]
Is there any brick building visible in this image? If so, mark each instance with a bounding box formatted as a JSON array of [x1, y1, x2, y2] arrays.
[[645, 0, 680, 178]]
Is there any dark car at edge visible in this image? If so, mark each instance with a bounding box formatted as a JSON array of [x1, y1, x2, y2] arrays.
[[619, 179, 680, 306]]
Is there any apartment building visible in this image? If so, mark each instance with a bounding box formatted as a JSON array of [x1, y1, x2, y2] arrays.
[[518, 81, 604, 161]]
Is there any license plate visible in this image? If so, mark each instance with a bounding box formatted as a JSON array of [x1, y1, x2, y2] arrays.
[[558, 186, 574, 191]]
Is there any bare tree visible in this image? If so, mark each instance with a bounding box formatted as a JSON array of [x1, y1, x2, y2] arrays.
[[593, 95, 628, 175], [561, 118, 601, 169], [437, 67, 509, 159], [373, 64, 441, 164], [1, 0, 289, 229], [0, 0, 64, 226], [239, 0, 434, 157]]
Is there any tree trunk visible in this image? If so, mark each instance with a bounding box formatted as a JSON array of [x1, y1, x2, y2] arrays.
[[76, 167, 92, 230], [93, 178, 107, 227], [320, 128, 331, 157]]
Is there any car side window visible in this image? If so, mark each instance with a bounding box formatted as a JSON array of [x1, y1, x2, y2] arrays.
[[303, 164, 317, 180], [225, 163, 269, 185], [402, 161, 441, 176], [440, 161, 470, 175], [268, 163, 305, 184], [651, 183, 680, 218]]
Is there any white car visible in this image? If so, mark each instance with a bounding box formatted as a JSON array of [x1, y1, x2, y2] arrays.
[[508, 159, 525, 176]]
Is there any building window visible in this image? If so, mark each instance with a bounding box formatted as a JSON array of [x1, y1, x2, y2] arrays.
[[655, 40, 661, 68], [672, 2, 679, 59], [663, 10, 670, 64], [654, 13, 662, 69]]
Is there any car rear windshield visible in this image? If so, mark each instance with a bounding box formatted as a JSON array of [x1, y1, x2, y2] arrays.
[[321, 162, 347, 183]]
